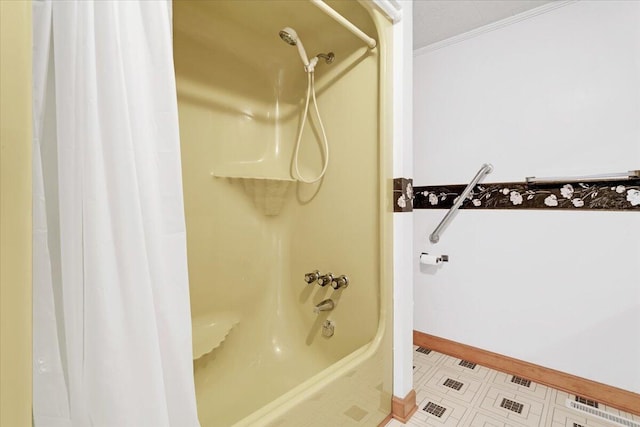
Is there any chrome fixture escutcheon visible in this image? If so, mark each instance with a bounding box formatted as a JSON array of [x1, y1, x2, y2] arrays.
[[322, 320, 335, 337]]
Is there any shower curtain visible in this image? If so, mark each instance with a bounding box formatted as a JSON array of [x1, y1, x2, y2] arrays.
[[32, 1, 199, 426]]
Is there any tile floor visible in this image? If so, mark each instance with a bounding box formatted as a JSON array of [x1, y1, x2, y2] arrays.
[[386, 346, 640, 427]]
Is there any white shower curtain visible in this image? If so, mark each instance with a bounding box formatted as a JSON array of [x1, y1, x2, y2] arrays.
[[32, 1, 199, 426]]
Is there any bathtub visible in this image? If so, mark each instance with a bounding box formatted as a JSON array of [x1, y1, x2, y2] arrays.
[[174, 1, 393, 425]]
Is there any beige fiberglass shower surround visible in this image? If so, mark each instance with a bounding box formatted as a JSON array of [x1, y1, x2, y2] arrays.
[[174, 1, 393, 426]]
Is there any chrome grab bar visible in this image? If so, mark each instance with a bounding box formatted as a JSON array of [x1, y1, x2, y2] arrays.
[[526, 170, 640, 185], [429, 163, 493, 244]]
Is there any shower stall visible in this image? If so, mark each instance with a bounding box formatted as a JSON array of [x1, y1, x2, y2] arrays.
[[173, 1, 394, 426]]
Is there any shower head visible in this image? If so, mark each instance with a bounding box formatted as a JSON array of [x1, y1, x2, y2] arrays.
[[279, 27, 298, 46], [279, 27, 310, 67]]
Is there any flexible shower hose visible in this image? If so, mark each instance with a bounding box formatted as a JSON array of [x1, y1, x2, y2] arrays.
[[293, 70, 329, 183]]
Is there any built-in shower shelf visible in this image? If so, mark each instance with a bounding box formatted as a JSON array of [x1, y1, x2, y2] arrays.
[[211, 173, 294, 216], [192, 312, 240, 360]]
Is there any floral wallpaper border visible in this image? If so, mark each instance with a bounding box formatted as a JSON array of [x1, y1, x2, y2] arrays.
[[393, 178, 413, 212], [413, 179, 640, 211]]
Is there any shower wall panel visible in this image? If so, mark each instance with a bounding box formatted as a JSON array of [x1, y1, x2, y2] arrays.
[[174, 1, 391, 425]]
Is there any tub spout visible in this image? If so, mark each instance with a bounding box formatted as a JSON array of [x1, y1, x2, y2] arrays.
[[313, 299, 335, 314]]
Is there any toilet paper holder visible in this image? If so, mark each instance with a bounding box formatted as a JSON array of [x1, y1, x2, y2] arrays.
[[420, 252, 449, 263]]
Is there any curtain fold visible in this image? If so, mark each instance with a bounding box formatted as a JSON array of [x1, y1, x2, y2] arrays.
[[32, 1, 199, 426]]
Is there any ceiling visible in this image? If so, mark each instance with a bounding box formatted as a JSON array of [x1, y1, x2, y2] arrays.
[[413, 0, 554, 49]]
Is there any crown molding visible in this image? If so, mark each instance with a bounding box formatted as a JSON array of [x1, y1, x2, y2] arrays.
[[414, 0, 576, 57]]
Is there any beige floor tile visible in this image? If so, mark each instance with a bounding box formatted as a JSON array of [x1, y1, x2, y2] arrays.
[[467, 411, 508, 427], [419, 366, 486, 404], [404, 348, 638, 427]]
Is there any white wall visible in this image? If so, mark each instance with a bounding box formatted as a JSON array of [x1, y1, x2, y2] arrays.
[[413, 1, 640, 393]]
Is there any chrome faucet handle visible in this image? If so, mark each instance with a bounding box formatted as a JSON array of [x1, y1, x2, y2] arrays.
[[331, 275, 349, 290], [304, 270, 320, 284], [317, 273, 333, 287]]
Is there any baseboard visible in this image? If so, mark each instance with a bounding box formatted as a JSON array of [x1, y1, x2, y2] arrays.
[[391, 389, 418, 423], [377, 389, 418, 426], [414, 330, 640, 416]]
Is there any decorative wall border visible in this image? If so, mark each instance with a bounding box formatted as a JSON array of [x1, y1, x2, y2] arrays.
[[393, 178, 414, 212], [414, 179, 640, 211]]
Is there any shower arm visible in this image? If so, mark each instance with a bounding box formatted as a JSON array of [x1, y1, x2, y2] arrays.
[[316, 52, 335, 64], [429, 163, 493, 244], [309, 0, 377, 49]]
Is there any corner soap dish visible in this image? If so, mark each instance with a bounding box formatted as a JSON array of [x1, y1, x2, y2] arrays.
[[191, 312, 240, 360], [240, 177, 292, 216], [211, 173, 294, 216]]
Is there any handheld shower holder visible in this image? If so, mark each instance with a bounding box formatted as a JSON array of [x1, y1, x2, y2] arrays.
[[306, 53, 335, 72], [305, 57, 319, 73]]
